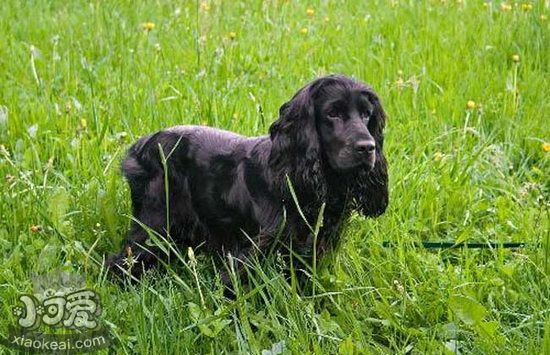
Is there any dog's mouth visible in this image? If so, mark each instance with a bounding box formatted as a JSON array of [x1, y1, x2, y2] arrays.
[[356, 157, 375, 172], [330, 149, 376, 172], [350, 146, 376, 170], [363, 152, 376, 170]]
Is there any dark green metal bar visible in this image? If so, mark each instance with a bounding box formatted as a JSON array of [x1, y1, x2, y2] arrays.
[[381, 241, 532, 249]]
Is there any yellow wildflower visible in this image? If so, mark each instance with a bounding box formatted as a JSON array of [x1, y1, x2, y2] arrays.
[[300, 27, 308, 35], [512, 54, 520, 63], [200, 2, 210, 11], [227, 32, 237, 40], [542, 142, 550, 152], [541, 15, 547, 21], [30, 225, 42, 233], [467, 100, 476, 109], [306, 7, 314, 17], [142, 22, 155, 31], [521, 3, 532, 11], [500, 3, 512, 11], [79, 118, 87, 129]]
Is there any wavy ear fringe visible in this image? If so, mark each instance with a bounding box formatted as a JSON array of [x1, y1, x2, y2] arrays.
[[268, 85, 327, 206], [351, 156, 388, 217], [351, 90, 389, 217]]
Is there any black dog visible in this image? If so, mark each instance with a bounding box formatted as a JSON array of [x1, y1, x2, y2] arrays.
[[108, 75, 388, 286]]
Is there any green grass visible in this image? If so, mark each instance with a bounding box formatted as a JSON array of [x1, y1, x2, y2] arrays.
[[0, 0, 549, 353]]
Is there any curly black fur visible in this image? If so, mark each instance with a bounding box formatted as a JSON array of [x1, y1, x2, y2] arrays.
[[107, 75, 388, 286]]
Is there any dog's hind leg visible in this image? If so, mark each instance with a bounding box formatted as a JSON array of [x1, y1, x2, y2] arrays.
[[107, 173, 175, 281]]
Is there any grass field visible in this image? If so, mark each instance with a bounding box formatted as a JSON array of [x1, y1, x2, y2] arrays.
[[0, 0, 549, 353]]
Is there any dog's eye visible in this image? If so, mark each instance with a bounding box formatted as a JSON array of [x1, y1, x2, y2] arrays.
[[361, 113, 370, 123], [326, 110, 341, 120]]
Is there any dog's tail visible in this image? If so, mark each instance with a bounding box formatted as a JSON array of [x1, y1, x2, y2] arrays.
[[122, 130, 188, 179], [121, 131, 188, 214], [121, 133, 161, 215], [121, 133, 156, 180]]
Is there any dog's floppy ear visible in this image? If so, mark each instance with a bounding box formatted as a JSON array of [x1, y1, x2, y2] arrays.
[[351, 89, 388, 217], [269, 83, 325, 199]]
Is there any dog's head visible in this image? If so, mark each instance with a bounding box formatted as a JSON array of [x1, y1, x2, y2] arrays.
[[269, 75, 385, 172], [314, 76, 385, 171], [269, 75, 388, 216]]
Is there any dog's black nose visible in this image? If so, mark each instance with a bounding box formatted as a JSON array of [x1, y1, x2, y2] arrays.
[[355, 140, 375, 154]]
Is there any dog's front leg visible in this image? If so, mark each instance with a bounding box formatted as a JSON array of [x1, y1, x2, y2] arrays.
[[107, 219, 170, 282]]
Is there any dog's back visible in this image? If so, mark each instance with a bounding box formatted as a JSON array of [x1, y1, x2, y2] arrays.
[[121, 125, 257, 216]]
